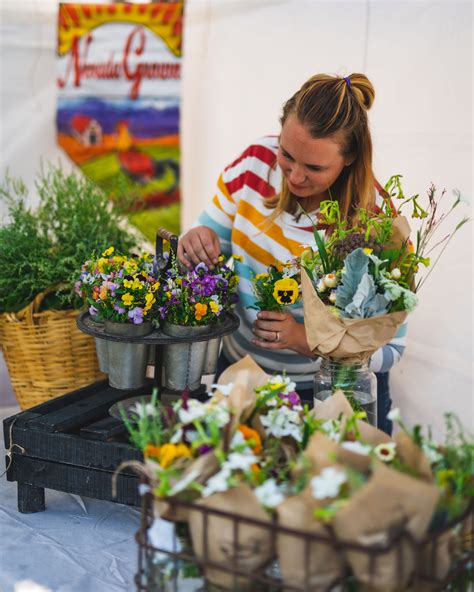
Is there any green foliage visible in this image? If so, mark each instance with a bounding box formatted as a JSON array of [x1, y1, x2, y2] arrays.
[[0, 166, 138, 312]]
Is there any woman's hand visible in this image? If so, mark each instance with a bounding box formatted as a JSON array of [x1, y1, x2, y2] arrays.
[[251, 310, 317, 358], [177, 226, 221, 269]]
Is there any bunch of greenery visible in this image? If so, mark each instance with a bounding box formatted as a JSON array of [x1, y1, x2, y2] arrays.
[[0, 166, 138, 312]]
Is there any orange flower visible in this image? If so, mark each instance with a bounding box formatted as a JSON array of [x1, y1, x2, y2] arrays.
[[238, 424, 262, 454], [250, 463, 261, 473], [144, 444, 161, 460], [194, 302, 208, 321]]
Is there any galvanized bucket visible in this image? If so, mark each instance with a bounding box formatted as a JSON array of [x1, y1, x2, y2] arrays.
[[161, 322, 213, 391], [104, 320, 153, 390], [202, 337, 222, 375], [89, 317, 109, 373]]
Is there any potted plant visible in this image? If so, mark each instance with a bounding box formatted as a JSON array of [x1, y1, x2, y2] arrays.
[[157, 254, 239, 391], [77, 248, 161, 389], [0, 166, 138, 408]]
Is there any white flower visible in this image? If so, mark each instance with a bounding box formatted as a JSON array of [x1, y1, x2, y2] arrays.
[[178, 400, 206, 424], [170, 427, 183, 444], [205, 400, 230, 427], [317, 278, 327, 293], [130, 402, 157, 419], [341, 441, 372, 456], [390, 268, 401, 280], [224, 451, 258, 472], [254, 479, 286, 508], [229, 430, 246, 450], [422, 442, 443, 465], [311, 467, 347, 500], [202, 468, 232, 497], [328, 291, 337, 304], [168, 468, 201, 496], [323, 273, 337, 289], [282, 263, 299, 278], [387, 407, 402, 422], [403, 290, 418, 312], [185, 430, 199, 443], [260, 406, 303, 442], [374, 442, 397, 462], [268, 375, 296, 395], [212, 382, 234, 396], [321, 419, 340, 442]]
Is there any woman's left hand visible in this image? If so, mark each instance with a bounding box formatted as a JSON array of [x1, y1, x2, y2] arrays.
[[252, 310, 304, 352]]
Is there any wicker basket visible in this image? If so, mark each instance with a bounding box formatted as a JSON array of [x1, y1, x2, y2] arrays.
[[0, 289, 106, 409]]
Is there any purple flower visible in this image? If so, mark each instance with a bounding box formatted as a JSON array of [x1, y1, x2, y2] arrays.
[[108, 282, 119, 296], [114, 304, 126, 314], [74, 281, 82, 296], [279, 391, 301, 407], [128, 307, 144, 324], [89, 305, 99, 317], [197, 444, 213, 456]]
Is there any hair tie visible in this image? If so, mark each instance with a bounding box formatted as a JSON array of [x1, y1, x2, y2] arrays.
[[343, 76, 351, 89]]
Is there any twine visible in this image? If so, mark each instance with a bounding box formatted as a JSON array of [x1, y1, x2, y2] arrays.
[[1, 418, 26, 478]]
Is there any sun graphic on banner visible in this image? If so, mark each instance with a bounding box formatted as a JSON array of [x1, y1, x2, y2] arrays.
[[58, 2, 183, 57]]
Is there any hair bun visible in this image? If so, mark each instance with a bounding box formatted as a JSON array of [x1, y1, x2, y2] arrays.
[[347, 73, 375, 111]]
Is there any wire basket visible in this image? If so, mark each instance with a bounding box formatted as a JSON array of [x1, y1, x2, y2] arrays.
[[0, 288, 105, 409], [134, 491, 473, 592]]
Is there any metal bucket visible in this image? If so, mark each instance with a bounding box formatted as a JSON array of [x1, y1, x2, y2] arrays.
[[202, 336, 222, 375], [89, 317, 109, 373], [104, 320, 153, 390], [161, 322, 212, 391]]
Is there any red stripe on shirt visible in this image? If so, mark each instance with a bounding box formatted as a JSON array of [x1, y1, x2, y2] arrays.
[[225, 171, 275, 199], [225, 143, 277, 171]]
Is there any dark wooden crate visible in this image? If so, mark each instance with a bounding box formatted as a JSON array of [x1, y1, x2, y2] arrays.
[[3, 379, 184, 513]]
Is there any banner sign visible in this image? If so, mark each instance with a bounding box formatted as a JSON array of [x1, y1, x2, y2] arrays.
[[56, 2, 183, 238]]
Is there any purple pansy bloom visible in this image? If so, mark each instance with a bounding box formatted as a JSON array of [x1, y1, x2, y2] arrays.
[[114, 304, 126, 315], [128, 307, 144, 324], [89, 305, 99, 317]]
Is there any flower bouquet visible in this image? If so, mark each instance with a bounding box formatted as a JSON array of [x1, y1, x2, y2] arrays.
[[300, 176, 469, 415], [77, 247, 161, 388], [157, 253, 240, 390], [250, 258, 300, 311]]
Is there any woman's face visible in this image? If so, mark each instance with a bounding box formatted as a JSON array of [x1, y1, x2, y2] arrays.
[[277, 114, 350, 200]]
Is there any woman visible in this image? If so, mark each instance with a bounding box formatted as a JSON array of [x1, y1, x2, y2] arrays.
[[177, 73, 406, 434]]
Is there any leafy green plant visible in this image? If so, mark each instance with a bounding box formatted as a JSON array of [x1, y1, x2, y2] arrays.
[[0, 165, 138, 312]]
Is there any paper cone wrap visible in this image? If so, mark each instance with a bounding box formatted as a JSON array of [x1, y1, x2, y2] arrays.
[[188, 485, 273, 590], [301, 268, 408, 363]]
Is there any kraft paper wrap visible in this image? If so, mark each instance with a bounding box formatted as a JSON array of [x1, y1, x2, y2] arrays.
[[301, 268, 408, 364], [277, 487, 345, 591], [213, 355, 270, 436], [332, 462, 440, 591], [146, 451, 220, 523], [188, 484, 273, 590]]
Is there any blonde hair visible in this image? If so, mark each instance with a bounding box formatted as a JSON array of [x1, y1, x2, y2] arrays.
[[267, 73, 376, 225]]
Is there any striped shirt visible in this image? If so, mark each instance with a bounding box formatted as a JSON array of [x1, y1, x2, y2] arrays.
[[198, 136, 407, 389]]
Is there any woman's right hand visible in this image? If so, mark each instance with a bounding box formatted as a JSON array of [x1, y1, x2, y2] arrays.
[[177, 226, 221, 269]]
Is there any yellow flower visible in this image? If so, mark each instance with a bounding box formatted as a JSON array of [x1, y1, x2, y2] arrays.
[[97, 258, 108, 273], [273, 278, 299, 305], [363, 247, 373, 255], [210, 300, 219, 314], [218, 255, 225, 262], [123, 278, 134, 289], [233, 255, 244, 262], [132, 278, 144, 290], [102, 246, 115, 257], [150, 281, 160, 292], [255, 273, 269, 281], [122, 293, 134, 306], [195, 302, 208, 321], [158, 443, 192, 468], [145, 292, 155, 306]]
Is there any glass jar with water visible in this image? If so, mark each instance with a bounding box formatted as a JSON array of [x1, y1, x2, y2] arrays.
[[313, 359, 377, 426]]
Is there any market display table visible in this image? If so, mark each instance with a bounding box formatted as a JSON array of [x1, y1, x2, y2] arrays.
[[2, 379, 200, 514]]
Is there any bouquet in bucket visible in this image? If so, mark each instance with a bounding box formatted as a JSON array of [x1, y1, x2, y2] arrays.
[[77, 247, 160, 325], [158, 253, 240, 326]]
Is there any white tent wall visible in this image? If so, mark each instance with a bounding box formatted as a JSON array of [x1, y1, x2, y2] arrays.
[[0, 0, 472, 438]]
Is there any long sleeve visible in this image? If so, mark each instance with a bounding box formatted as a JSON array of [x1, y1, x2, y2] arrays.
[[369, 320, 407, 372]]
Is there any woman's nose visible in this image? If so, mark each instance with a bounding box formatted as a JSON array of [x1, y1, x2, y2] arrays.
[[288, 164, 306, 184]]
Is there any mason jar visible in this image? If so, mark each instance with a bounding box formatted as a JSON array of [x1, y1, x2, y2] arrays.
[[313, 359, 377, 426]]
